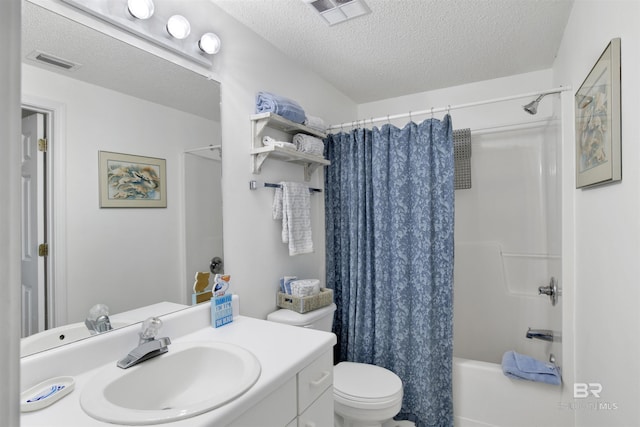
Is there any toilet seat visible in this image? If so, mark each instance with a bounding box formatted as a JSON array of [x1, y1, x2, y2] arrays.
[[333, 362, 403, 410]]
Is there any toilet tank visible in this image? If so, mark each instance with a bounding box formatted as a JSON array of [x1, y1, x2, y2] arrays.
[[267, 303, 336, 331]]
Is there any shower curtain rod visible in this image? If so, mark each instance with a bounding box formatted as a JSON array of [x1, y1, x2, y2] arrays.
[[328, 86, 572, 131], [184, 144, 221, 154]]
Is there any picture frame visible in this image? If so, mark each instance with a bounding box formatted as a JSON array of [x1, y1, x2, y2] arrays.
[[99, 151, 167, 208], [575, 38, 621, 189]]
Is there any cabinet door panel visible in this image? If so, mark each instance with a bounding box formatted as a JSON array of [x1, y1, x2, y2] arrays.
[[298, 350, 333, 414], [298, 387, 333, 427], [228, 377, 296, 427]]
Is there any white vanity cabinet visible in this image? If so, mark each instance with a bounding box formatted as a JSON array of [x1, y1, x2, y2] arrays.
[[20, 304, 337, 427], [228, 350, 334, 427], [227, 377, 297, 427], [297, 350, 333, 426], [298, 387, 333, 427]]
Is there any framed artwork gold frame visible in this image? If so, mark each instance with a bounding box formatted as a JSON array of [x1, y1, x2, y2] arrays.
[[99, 151, 167, 208], [575, 38, 621, 189]]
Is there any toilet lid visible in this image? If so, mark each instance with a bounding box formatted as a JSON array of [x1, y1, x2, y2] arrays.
[[333, 362, 403, 403]]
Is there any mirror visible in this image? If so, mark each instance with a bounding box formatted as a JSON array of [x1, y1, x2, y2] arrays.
[[20, 1, 222, 356]]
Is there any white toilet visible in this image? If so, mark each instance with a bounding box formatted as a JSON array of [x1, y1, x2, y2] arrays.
[[267, 303, 405, 427]]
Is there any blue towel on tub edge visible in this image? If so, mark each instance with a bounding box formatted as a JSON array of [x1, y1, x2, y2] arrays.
[[501, 351, 561, 385]]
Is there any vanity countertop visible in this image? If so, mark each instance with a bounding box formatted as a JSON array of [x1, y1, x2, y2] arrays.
[[20, 302, 336, 426]]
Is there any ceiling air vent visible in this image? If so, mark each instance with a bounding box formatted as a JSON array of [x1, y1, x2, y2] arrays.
[[302, 0, 371, 26], [26, 50, 82, 72]]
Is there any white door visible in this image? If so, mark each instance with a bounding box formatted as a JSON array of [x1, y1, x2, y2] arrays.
[[21, 112, 46, 337]]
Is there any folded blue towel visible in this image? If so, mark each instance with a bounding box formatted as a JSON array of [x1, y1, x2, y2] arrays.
[[501, 351, 561, 385], [256, 91, 306, 124]]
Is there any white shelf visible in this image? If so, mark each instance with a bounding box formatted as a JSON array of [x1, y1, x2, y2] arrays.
[[250, 112, 327, 138], [250, 113, 330, 181]]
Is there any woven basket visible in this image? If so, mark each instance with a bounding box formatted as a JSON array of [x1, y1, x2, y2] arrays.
[[277, 288, 333, 314]]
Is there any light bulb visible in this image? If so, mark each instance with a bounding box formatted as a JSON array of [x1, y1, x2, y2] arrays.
[[199, 33, 221, 54], [127, 0, 154, 20], [166, 15, 191, 39]]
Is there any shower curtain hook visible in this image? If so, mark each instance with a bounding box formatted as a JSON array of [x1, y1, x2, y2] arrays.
[[447, 105, 451, 115], [431, 107, 434, 119], [409, 110, 413, 122], [387, 115, 391, 125]]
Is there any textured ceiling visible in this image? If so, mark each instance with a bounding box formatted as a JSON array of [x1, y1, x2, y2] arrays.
[[22, 1, 220, 121], [213, 0, 574, 103]]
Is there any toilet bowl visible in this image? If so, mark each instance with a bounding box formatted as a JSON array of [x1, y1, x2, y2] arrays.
[[267, 304, 404, 427], [333, 361, 403, 427]]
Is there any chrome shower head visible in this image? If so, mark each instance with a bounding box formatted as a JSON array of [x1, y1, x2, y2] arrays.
[[523, 93, 548, 115]]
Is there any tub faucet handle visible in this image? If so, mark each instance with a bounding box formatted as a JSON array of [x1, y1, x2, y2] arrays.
[[538, 277, 558, 306]]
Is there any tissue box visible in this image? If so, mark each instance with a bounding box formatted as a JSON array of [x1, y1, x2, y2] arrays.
[[277, 288, 333, 314]]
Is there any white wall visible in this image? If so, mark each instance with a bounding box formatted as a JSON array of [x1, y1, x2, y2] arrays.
[[22, 63, 220, 324], [184, 153, 223, 301], [208, 4, 357, 319], [553, 1, 640, 425], [358, 70, 555, 127], [0, 1, 22, 425]]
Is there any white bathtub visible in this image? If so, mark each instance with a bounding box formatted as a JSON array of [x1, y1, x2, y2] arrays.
[[453, 357, 572, 427]]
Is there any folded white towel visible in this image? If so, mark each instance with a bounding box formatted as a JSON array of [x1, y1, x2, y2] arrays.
[[304, 115, 328, 132], [279, 276, 298, 294], [273, 182, 313, 256], [290, 279, 320, 297], [293, 133, 324, 157], [263, 135, 297, 150]]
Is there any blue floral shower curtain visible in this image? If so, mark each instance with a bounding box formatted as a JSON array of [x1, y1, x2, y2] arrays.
[[325, 116, 455, 427]]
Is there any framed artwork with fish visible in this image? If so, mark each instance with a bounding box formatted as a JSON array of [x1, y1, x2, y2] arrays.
[[575, 37, 621, 189], [99, 151, 167, 207]]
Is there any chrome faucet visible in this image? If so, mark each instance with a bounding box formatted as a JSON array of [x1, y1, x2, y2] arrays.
[[117, 317, 171, 369], [85, 304, 113, 335], [526, 327, 554, 342]]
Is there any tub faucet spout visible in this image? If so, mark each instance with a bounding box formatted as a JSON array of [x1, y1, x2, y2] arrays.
[[526, 328, 554, 342]]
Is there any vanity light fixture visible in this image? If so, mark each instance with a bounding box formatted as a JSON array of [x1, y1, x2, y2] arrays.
[[198, 33, 221, 55], [127, 0, 154, 20], [60, 0, 221, 67], [166, 15, 191, 40]]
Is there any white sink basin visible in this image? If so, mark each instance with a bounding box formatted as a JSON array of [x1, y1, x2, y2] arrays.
[[21, 321, 131, 356], [80, 341, 261, 425]]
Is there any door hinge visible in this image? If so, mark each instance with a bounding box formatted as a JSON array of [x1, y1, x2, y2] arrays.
[[38, 138, 47, 152], [38, 243, 48, 257]]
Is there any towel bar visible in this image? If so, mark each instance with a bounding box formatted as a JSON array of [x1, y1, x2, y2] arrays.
[[249, 180, 322, 193]]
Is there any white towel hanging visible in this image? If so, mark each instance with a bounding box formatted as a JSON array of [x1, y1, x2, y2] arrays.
[[273, 182, 313, 256]]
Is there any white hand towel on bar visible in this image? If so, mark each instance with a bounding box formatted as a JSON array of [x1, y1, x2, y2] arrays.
[[273, 182, 313, 256]]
